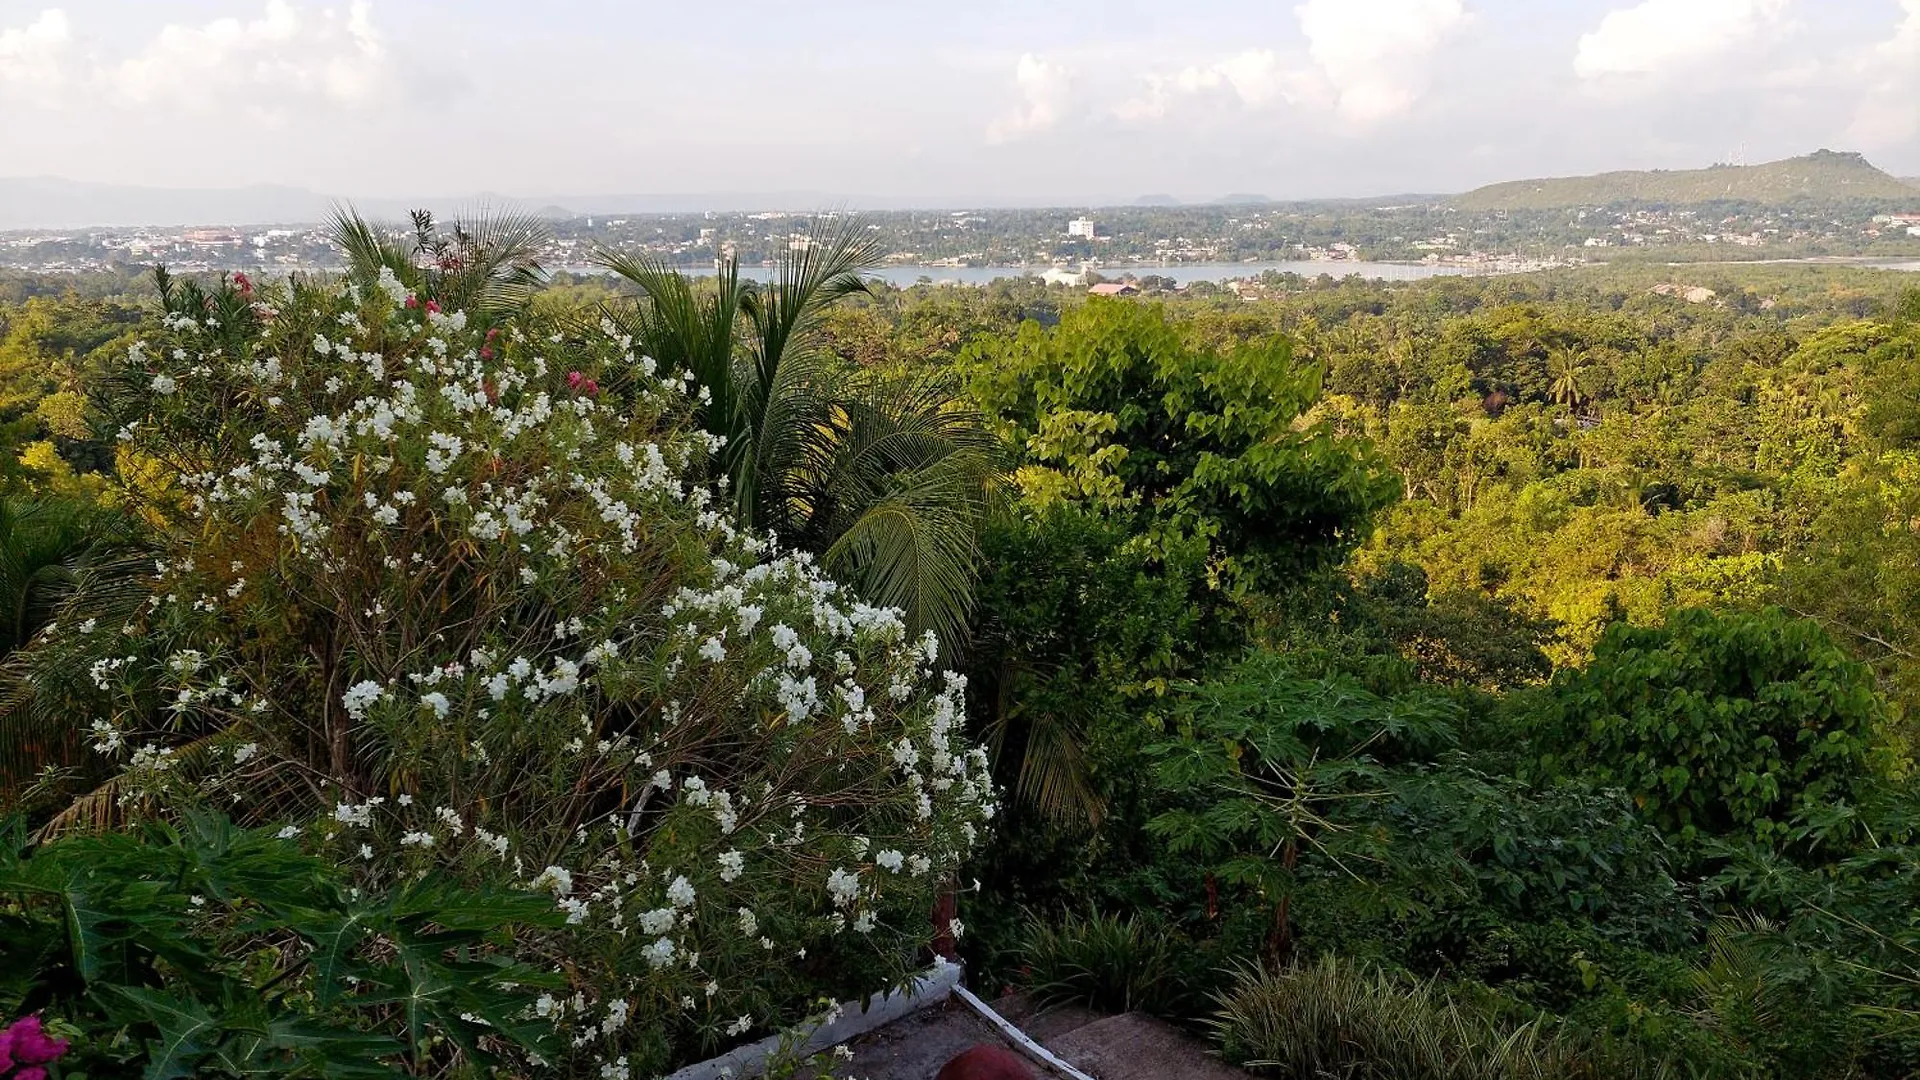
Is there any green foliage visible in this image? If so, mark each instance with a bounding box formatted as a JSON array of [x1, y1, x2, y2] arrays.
[[6, 269, 994, 1075], [598, 219, 998, 651], [1019, 909, 1193, 1016], [967, 506, 1220, 827], [1148, 654, 1460, 961], [1209, 957, 1674, 1080], [1534, 608, 1886, 851], [963, 298, 1399, 589], [1454, 150, 1915, 211], [0, 812, 561, 1078], [327, 206, 551, 315]]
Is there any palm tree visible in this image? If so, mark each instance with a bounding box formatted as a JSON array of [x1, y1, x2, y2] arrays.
[[1548, 348, 1592, 414], [327, 206, 551, 315], [0, 497, 142, 795], [595, 218, 999, 652]]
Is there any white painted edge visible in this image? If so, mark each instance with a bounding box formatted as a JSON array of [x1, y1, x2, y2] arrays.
[[951, 984, 1101, 1080], [662, 961, 963, 1080]]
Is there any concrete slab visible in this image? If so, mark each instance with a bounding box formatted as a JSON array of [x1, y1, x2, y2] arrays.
[[986, 994, 1105, 1046], [1045, 1013, 1252, 1080], [834, 998, 1074, 1080]]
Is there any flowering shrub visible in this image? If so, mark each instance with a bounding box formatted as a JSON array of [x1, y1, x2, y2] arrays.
[[0, 1015, 69, 1079], [40, 270, 995, 1076]]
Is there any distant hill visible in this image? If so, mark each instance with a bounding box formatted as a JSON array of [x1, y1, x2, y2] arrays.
[[1212, 193, 1274, 206], [1132, 194, 1181, 206], [1454, 151, 1920, 210]]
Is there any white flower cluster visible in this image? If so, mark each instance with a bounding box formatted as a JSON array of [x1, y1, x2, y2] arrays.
[[84, 278, 998, 1074]]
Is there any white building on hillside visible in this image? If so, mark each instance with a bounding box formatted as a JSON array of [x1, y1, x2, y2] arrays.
[[1067, 217, 1096, 239]]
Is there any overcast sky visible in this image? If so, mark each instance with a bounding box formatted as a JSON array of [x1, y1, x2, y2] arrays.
[[2, 0, 1917, 203]]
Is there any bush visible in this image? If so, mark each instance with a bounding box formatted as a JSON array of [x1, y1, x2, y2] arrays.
[[1019, 910, 1194, 1017], [18, 270, 997, 1075], [1534, 608, 1886, 852], [0, 813, 560, 1078], [1209, 957, 1673, 1080]]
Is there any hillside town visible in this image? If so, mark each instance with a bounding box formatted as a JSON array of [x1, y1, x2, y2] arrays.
[[4, 200, 1918, 278]]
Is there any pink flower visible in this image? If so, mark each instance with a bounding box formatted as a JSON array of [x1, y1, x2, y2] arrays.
[[485, 328, 500, 342], [5, 1016, 68, 1066], [585, 378, 600, 397], [232, 271, 253, 296], [16, 1067, 47, 1080], [480, 346, 494, 360], [425, 300, 441, 314], [404, 294, 420, 310], [566, 371, 585, 391]]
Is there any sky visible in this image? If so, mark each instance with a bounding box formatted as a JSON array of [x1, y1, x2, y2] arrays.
[[1, 0, 1918, 204]]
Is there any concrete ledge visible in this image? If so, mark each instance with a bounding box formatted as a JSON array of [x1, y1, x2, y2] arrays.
[[663, 962, 963, 1080], [951, 985, 1099, 1080]]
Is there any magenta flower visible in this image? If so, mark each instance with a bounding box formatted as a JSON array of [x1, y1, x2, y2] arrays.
[[425, 300, 442, 314], [3, 1015, 68, 1068], [405, 294, 420, 310]]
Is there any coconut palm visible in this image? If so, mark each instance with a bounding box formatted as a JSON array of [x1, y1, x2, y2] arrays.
[[595, 218, 999, 652], [1548, 348, 1592, 413], [327, 206, 551, 315]]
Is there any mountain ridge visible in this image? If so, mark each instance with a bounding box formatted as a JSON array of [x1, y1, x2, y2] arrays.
[[1453, 150, 1920, 211]]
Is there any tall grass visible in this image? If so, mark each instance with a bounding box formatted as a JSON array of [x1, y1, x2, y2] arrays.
[[1021, 909, 1192, 1016], [1210, 956, 1676, 1080]]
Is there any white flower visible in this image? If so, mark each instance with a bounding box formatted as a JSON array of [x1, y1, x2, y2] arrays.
[[643, 936, 677, 969], [639, 908, 676, 934], [826, 867, 860, 908], [718, 849, 744, 882], [342, 680, 385, 720], [151, 373, 177, 395], [737, 907, 758, 936], [420, 692, 450, 718], [726, 1015, 752, 1036], [874, 849, 904, 873], [532, 865, 574, 897], [666, 875, 696, 909]]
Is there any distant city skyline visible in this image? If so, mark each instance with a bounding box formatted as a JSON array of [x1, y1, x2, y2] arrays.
[[1, 0, 1917, 203]]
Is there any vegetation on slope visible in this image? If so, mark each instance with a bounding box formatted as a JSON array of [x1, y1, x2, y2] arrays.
[[1454, 150, 1919, 210]]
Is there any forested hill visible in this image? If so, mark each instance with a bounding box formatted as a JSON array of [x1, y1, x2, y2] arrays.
[[1454, 150, 1918, 210]]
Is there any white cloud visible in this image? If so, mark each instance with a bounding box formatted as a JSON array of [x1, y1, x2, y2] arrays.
[[987, 53, 1072, 143], [1295, 0, 1469, 123], [1574, 0, 1792, 79], [1115, 49, 1302, 121], [0, 9, 73, 99], [1847, 0, 1920, 149], [1, 2, 390, 121], [1116, 0, 1466, 127], [110, 0, 386, 113]]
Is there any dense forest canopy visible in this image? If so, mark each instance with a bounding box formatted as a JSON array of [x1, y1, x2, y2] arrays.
[[7, 248, 1920, 1078]]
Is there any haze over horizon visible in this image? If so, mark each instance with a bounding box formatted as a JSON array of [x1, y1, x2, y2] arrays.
[[1, 0, 1918, 206]]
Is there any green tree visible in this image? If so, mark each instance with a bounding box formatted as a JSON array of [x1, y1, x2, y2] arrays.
[[962, 298, 1399, 592], [597, 220, 999, 650], [1534, 607, 1887, 853], [1548, 348, 1592, 413]]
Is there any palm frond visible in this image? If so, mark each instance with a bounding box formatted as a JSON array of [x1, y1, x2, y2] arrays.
[[326, 205, 420, 290]]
